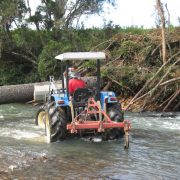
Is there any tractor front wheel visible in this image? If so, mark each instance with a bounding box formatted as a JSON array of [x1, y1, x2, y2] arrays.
[[35, 106, 46, 128]]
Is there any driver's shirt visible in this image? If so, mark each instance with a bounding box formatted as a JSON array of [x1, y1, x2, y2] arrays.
[[68, 78, 86, 94]]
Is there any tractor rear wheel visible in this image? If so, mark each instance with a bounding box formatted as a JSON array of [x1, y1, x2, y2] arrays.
[[45, 102, 67, 143], [107, 103, 124, 122], [35, 106, 46, 128], [105, 103, 124, 140]]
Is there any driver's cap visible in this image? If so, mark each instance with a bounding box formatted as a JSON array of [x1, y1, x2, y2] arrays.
[[69, 71, 80, 79]]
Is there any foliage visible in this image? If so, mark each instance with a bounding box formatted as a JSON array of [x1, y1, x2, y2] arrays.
[[12, 28, 44, 56], [1, 26, 179, 84], [27, 0, 116, 30], [0, 0, 27, 31], [82, 60, 97, 70], [112, 40, 141, 61], [38, 40, 73, 80], [102, 65, 154, 93], [0, 63, 39, 85]]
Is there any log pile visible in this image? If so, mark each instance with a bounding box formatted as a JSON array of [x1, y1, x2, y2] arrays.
[[90, 28, 180, 111]]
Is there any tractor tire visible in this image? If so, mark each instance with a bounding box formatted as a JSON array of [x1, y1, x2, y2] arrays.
[[105, 103, 124, 140], [45, 102, 67, 143], [107, 103, 124, 122], [35, 106, 46, 128]]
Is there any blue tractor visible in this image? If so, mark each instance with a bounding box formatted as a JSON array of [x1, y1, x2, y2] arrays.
[[35, 52, 130, 148]]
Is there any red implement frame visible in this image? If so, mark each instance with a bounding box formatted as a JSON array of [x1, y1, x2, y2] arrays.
[[67, 98, 131, 134]]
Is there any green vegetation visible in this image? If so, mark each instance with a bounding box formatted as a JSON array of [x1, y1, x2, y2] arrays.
[[0, 0, 179, 111], [0, 27, 179, 85]]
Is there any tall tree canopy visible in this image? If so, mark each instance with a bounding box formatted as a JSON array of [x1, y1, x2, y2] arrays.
[[0, 0, 115, 31], [0, 0, 27, 32], [28, 0, 116, 30]]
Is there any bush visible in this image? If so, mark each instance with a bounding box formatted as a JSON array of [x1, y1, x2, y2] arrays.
[[38, 40, 73, 80], [0, 63, 40, 85]]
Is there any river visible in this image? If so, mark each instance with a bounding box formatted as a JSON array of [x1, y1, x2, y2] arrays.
[[0, 103, 180, 179]]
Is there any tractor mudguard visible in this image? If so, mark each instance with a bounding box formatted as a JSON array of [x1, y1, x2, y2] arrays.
[[100, 91, 118, 110], [51, 94, 69, 107]]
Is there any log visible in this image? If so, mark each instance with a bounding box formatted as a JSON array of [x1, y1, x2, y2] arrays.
[[0, 77, 100, 104], [0, 84, 34, 104], [34, 81, 61, 102], [34, 77, 99, 102]]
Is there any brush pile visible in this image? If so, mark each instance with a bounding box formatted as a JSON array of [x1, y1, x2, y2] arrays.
[[90, 28, 180, 111]]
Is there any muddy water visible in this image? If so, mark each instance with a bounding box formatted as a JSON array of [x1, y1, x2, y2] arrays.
[[0, 103, 180, 179]]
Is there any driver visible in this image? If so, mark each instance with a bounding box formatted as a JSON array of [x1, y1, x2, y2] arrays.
[[68, 71, 86, 95], [63, 67, 75, 88]]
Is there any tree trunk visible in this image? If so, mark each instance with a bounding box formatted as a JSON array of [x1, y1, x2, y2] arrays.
[[0, 84, 34, 104], [156, 0, 167, 64], [0, 77, 100, 104]]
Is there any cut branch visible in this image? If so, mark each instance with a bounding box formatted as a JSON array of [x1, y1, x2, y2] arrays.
[[149, 58, 180, 96], [108, 77, 135, 95], [158, 91, 176, 108], [173, 101, 180, 111], [101, 55, 122, 68], [125, 51, 180, 109], [163, 89, 180, 111], [129, 59, 180, 110], [160, 77, 180, 86], [11, 52, 38, 65], [91, 40, 112, 51], [151, 44, 161, 56]]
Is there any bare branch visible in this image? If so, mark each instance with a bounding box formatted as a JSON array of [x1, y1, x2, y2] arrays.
[[125, 51, 180, 109], [160, 77, 180, 86], [11, 52, 38, 65], [163, 89, 180, 111], [108, 77, 135, 95]]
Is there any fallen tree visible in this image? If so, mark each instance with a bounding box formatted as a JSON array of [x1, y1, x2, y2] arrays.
[[0, 84, 34, 104], [0, 77, 100, 104]]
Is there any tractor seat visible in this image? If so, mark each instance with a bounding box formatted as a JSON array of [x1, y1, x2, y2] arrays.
[[72, 88, 93, 107]]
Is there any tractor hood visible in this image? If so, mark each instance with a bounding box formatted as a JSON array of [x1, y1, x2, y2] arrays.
[[55, 52, 106, 61]]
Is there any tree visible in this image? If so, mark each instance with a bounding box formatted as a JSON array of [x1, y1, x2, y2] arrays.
[[0, 0, 27, 32], [28, 0, 115, 30], [178, 17, 180, 25], [156, 0, 167, 64]]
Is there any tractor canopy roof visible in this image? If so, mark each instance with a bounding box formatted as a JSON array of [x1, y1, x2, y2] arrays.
[[55, 52, 106, 61]]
